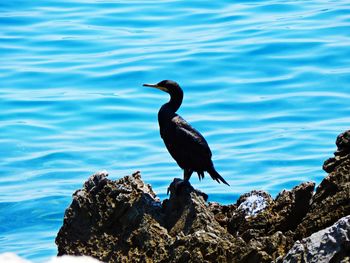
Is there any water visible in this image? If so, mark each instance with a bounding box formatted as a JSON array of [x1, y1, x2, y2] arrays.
[[1, 0, 350, 261]]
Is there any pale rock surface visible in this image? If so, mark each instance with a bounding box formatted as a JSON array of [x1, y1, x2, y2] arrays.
[[283, 215, 350, 263]]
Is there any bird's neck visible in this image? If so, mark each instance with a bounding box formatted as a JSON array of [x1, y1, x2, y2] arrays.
[[158, 90, 183, 123], [168, 93, 183, 112], [158, 97, 182, 122], [160, 92, 183, 113], [158, 102, 177, 122]]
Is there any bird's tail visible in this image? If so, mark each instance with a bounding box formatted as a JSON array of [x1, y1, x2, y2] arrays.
[[207, 167, 230, 186]]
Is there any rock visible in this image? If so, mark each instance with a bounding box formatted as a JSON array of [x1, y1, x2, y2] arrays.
[[227, 190, 274, 238], [272, 182, 315, 233], [296, 131, 350, 239], [323, 130, 350, 173], [237, 190, 272, 218], [56, 130, 350, 263], [282, 215, 350, 263], [224, 184, 314, 262], [55, 171, 311, 263], [227, 182, 315, 241], [56, 171, 169, 262], [56, 173, 248, 262]]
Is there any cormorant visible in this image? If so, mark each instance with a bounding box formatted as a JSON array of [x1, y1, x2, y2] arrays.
[[144, 80, 229, 186]]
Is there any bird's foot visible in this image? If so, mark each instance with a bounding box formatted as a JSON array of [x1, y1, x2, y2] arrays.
[[167, 178, 192, 195], [166, 178, 208, 201]]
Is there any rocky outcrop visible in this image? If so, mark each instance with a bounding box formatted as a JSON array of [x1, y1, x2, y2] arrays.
[[295, 131, 350, 240], [56, 172, 248, 262], [56, 130, 350, 262]]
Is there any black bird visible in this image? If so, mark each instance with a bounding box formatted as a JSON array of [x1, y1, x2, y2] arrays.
[[144, 80, 229, 186]]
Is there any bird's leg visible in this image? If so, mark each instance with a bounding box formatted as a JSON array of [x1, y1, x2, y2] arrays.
[[183, 169, 193, 181]]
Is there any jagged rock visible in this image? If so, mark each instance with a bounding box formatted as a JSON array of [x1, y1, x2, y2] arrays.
[[227, 190, 274, 238], [282, 215, 350, 263], [323, 130, 350, 173], [272, 182, 315, 233], [224, 184, 314, 262], [56, 171, 170, 262], [56, 130, 350, 263], [55, 171, 310, 263], [296, 131, 350, 239], [227, 182, 315, 241], [56, 172, 248, 262], [236, 190, 273, 218]]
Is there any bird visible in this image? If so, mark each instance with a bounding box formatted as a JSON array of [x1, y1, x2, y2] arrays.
[[143, 80, 229, 186]]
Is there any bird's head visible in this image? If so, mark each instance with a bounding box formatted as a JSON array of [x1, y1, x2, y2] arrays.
[[143, 80, 183, 98]]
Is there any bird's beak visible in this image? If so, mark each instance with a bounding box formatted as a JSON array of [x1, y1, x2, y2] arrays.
[[143, 83, 168, 92]]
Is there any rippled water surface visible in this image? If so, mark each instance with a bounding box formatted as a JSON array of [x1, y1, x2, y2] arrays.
[[1, 0, 350, 261]]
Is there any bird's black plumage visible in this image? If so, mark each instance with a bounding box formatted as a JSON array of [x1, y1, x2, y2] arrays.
[[144, 80, 229, 186]]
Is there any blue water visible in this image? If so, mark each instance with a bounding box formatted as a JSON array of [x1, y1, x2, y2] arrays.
[[1, 0, 350, 261]]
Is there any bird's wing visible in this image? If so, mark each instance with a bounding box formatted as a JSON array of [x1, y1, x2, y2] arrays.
[[169, 115, 212, 166], [173, 116, 210, 151]]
